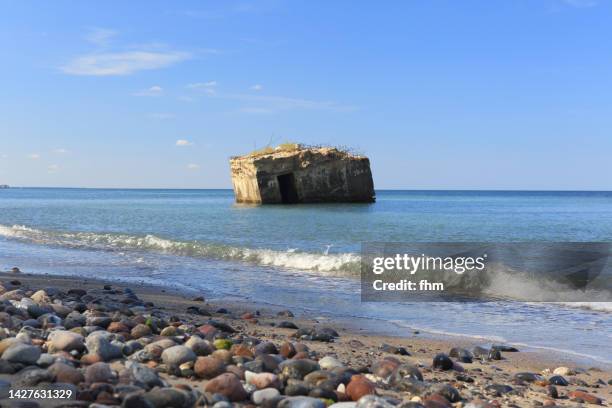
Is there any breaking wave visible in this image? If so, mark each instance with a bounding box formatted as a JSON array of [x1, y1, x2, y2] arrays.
[[0, 224, 360, 275], [1, 224, 610, 310]]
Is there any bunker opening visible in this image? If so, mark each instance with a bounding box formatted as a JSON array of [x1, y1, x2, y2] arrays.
[[277, 173, 299, 204]]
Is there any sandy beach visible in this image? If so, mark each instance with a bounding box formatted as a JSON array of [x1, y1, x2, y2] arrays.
[[0, 270, 609, 407]]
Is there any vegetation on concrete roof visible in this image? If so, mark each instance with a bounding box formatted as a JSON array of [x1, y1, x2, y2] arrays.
[[232, 143, 363, 159]]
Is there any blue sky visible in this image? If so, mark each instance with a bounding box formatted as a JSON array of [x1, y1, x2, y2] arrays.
[[1, 0, 611, 189]]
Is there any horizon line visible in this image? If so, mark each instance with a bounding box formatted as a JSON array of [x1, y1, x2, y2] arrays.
[[3, 186, 612, 193]]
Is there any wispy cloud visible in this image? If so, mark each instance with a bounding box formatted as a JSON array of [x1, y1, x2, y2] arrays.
[[0, 154, 8, 159], [53, 148, 69, 154], [62, 51, 190, 76], [86, 28, 117, 47], [47, 164, 60, 173], [27, 153, 41, 160], [562, 0, 598, 7], [187, 163, 200, 170], [187, 81, 217, 89], [176, 139, 193, 147], [61, 29, 193, 76], [250, 84, 263, 91], [187, 81, 217, 95], [133, 85, 164, 97], [214, 93, 356, 113]]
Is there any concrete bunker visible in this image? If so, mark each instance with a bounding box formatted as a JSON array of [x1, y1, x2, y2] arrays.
[[230, 144, 375, 204]]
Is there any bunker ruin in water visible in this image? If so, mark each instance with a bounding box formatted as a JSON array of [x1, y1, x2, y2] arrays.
[[229, 144, 375, 204]]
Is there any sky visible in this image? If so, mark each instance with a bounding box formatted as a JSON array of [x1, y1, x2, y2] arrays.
[[1, 0, 611, 190]]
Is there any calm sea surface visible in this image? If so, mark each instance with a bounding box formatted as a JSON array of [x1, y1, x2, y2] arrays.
[[1, 188, 611, 365]]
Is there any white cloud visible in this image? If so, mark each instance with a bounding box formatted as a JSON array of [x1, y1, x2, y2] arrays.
[[187, 81, 217, 89], [187, 81, 217, 95], [47, 164, 60, 173], [27, 153, 41, 160], [250, 84, 263, 91], [187, 163, 200, 170], [562, 0, 597, 7], [133, 85, 164, 96], [86, 28, 117, 47], [61, 51, 191, 76], [0, 153, 8, 159], [53, 148, 69, 154], [176, 139, 193, 146]]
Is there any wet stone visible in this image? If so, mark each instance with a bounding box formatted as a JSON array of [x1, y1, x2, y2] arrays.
[[514, 372, 542, 383], [278, 396, 327, 408], [380, 343, 410, 356], [485, 384, 513, 396], [548, 375, 568, 386], [449, 347, 473, 363], [355, 395, 396, 408], [432, 354, 453, 371]]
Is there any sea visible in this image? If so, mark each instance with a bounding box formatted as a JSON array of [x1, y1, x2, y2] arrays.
[[0, 188, 611, 365]]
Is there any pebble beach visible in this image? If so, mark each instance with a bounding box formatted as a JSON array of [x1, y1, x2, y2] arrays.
[[0, 270, 609, 408]]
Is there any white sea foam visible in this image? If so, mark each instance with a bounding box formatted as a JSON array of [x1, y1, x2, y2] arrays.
[[550, 302, 612, 312], [0, 223, 360, 274], [1, 223, 610, 310]]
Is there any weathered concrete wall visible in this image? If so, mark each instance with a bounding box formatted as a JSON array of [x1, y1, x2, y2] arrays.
[[230, 158, 262, 204], [230, 146, 375, 204]]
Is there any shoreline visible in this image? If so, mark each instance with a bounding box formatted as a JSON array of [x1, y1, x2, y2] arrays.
[[0, 270, 610, 407], [6, 270, 609, 371]]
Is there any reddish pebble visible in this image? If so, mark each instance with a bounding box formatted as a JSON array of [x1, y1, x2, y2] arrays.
[[346, 374, 376, 401], [203, 373, 248, 402], [568, 390, 602, 405]]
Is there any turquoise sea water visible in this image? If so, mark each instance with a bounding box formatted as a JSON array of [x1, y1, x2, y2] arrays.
[[1, 188, 611, 364]]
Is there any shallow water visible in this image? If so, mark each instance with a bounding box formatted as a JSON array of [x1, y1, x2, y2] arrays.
[[0, 188, 610, 365]]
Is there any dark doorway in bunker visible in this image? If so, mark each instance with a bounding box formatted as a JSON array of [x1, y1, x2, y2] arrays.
[[277, 173, 299, 203]]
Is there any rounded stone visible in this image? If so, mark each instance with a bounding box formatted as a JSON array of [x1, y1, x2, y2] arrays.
[[48, 362, 84, 385], [280, 359, 320, 380], [553, 366, 574, 376], [203, 373, 248, 402], [194, 356, 226, 379], [130, 324, 152, 339], [161, 345, 196, 367], [355, 395, 394, 408], [278, 396, 327, 408], [248, 372, 282, 390], [432, 353, 453, 371], [47, 330, 85, 353], [346, 375, 376, 401], [548, 375, 568, 386], [86, 331, 123, 361], [319, 356, 344, 370], [214, 339, 232, 350], [85, 362, 113, 383], [185, 336, 213, 356], [2, 343, 41, 365], [252, 388, 281, 405]]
